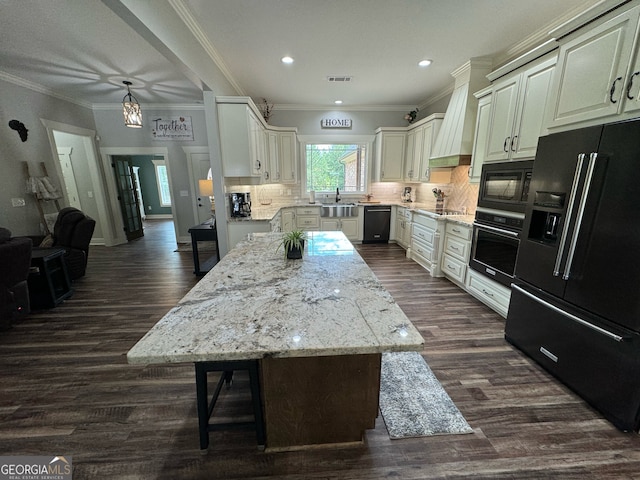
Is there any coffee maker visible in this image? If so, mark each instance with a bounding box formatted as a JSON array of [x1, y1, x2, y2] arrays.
[[229, 192, 251, 217]]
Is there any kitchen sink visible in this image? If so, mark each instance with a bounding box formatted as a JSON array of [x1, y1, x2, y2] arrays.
[[320, 203, 358, 217]]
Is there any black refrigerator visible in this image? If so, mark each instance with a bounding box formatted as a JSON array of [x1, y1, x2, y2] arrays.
[[505, 118, 640, 432]]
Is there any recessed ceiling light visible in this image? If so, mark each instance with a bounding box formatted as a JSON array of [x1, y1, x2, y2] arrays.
[[334, 100, 343, 105], [418, 59, 432, 67], [281, 56, 294, 64]]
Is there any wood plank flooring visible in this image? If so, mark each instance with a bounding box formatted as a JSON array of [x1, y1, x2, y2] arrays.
[[1, 219, 639, 479]]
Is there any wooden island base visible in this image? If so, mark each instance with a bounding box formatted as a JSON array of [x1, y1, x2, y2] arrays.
[[260, 353, 381, 450]]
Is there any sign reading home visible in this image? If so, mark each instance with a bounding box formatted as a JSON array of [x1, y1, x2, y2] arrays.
[[152, 116, 194, 141], [321, 118, 352, 129]]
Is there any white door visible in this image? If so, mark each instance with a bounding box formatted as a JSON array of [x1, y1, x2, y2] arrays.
[[186, 151, 213, 225], [57, 147, 82, 209]]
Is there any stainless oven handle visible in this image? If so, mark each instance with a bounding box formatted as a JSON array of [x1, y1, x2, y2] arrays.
[[563, 152, 597, 281], [512, 284, 624, 342], [473, 222, 519, 238], [553, 153, 586, 276]]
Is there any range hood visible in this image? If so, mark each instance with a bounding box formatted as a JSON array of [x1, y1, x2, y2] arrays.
[[430, 58, 492, 168]]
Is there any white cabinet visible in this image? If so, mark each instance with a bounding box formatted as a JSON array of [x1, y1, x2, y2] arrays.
[[546, 4, 640, 129], [266, 130, 279, 183], [403, 115, 444, 183], [374, 128, 405, 182], [294, 206, 320, 231], [217, 101, 265, 178], [465, 269, 511, 318], [281, 209, 295, 232], [278, 131, 297, 184], [320, 217, 360, 241], [409, 213, 445, 277], [469, 89, 492, 183], [394, 207, 411, 249], [485, 54, 556, 162], [441, 221, 472, 287]]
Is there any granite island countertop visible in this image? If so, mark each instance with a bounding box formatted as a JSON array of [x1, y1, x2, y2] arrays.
[[128, 231, 424, 365]]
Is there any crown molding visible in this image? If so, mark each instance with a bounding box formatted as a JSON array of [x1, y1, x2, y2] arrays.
[[0, 71, 93, 109], [92, 103, 205, 111], [272, 103, 415, 112]]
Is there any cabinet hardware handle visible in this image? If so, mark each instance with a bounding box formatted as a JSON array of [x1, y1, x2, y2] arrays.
[[610, 76, 622, 103], [626, 71, 640, 100], [450, 246, 459, 251], [447, 264, 455, 270], [510, 135, 518, 152], [452, 228, 461, 233], [481, 288, 494, 297], [503, 137, 510, 153]]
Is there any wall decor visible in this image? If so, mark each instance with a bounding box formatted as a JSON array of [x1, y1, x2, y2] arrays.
[[151, 116, 194, 141], [8, 120, 28, 142], [321, 117, 352, 128]]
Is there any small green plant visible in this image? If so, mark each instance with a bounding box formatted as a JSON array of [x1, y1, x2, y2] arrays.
[[278, 230, 306, 259]]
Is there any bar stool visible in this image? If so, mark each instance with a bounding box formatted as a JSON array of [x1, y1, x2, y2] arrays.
[[194, 360, 265, 452]]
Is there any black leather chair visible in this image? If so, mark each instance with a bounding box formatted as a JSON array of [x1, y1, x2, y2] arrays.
[[51, 207, 96, 280], [0, 228, 32, 330]]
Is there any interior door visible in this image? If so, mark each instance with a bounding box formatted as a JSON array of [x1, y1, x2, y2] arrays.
[[112, 155, 143, 241], [188, 153, 213, 225]]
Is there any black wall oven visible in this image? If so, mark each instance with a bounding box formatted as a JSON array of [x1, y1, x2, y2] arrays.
[[471, 160, 533, 287], [470, 209, 524, 287]]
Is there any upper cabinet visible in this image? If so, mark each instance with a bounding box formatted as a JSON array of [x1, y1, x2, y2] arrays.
[[404, 114, 444, 182], [546, 3, 640, 129], [373, 128, 406, 182], [485, 54, 556, 162], [217, 97, 297, 182], [469, 88, 492, 183]]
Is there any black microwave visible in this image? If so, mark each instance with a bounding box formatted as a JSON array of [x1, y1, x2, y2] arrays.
[[477, 160, 533, 213]]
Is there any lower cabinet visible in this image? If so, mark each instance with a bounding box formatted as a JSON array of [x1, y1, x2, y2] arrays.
[[294, 207, 320, 231], [319, 217, 360, 241], [441, 222, 472, 287], [394, 207, 411, 249], [465, 269, 511, 318], [408, 213, 445, 277]]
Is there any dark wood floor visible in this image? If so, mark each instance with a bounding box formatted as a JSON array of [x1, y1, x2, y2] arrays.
[[2, 219, 639, 479]]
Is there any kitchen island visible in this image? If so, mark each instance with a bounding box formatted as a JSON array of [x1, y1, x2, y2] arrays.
[[128, 231, 424, 450]]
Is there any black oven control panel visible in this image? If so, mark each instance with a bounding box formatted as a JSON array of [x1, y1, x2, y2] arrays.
[[475, 211, 524, 231]]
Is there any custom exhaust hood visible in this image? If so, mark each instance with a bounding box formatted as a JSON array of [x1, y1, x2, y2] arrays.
[[430, 58, 492, 168]]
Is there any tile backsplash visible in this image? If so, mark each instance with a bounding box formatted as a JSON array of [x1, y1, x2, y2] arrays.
[[224, 165, 479, 214]]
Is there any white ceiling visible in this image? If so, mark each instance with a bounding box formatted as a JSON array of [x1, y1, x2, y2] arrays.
[[0, 0, 604, 110]]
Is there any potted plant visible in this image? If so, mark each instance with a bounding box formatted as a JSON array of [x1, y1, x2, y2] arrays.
[[279, 230, 306, 259]]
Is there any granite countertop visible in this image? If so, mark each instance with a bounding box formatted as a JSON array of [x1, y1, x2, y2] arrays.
[[247, 201, 475, 226], [127, 231, 424, 365]]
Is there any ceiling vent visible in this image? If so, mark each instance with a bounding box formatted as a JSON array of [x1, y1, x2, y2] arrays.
[[327, 75, 353, 83]]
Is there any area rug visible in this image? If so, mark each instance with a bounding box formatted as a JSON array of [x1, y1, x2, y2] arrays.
[[379, 351, 473, 438], [174, 241, 217, 252]]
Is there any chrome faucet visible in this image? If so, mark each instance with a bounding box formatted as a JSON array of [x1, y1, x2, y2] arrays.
[[335, 187, 341, 203]]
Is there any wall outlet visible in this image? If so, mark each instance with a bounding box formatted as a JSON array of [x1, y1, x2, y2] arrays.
[[11, 198, 25, 207]]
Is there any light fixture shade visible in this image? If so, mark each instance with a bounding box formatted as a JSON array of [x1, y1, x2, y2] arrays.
[[198, 179, 214, 197], [123, 101, 143, 128], [122, 81, 143, 128]]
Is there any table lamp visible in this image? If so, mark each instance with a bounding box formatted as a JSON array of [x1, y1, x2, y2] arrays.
[[198, 179, 215, 224]]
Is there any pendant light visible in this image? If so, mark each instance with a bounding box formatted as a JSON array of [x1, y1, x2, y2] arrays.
[[122, 80, 143, 128]]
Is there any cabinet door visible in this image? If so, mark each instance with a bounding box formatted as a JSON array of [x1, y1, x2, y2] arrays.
[[418, 121, 439, 182], [320, 218, 340, 231], [486, 76, 520, 162], [266, 131, 279, 183], [404, 128, 422, 182], [511, 58, 555, 159], [282, 210, 294, 232], [547, 5, 640, 128], [279, 131, 297, 184], [248, 112, 265, 176], [379, 132, 405, 181], [339, 218, 359, 240], [469, 93, 492, 182]]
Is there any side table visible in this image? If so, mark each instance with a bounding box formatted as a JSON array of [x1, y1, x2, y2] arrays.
[[28, 247, 74, 309], [188, 219, 220, 276]]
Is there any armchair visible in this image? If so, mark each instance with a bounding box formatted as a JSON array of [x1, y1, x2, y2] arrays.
[[51, 207, 96, 280], [0, 228, 32, 330]]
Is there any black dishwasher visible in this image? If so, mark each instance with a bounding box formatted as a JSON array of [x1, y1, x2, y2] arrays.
[[363, 206, 391, 244]]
